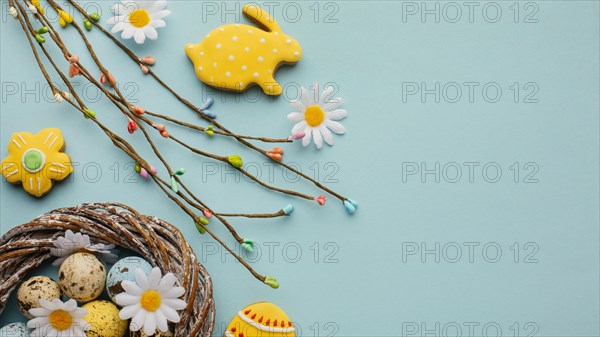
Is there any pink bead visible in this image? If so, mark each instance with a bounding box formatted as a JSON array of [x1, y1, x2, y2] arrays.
[[140, 167, 149, 179], [203, 209, 213, 219], [150, 165, 158, 174], [315, 195, 327, 206]]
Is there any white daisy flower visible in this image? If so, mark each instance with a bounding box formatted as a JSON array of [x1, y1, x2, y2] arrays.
[[116, 267, 187, 336], [50, 230, 118, 266], [288, 82, 348, 149], [27, 298, 89, 337], [107, 0, 171, 44]]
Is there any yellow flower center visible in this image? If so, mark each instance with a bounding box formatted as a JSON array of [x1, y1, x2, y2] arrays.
[[304, 105, 325, 127], [48, 310, 73, 331], [140, 290, 162, 311], [129, 9, 150, 28]]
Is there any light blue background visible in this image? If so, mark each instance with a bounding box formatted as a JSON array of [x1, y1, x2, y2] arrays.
[[1, 1, 599, 336]]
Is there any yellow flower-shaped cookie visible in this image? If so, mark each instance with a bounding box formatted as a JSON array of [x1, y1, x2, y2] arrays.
[[1, 128, 73, 197]]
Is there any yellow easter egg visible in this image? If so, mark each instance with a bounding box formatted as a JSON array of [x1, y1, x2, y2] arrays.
[[185, 4, 302, 96], [224, 302, 295, 337], [82, 300, 127, 337]]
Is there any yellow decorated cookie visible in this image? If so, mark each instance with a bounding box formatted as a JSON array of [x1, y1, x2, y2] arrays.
[[185, 4, 302, 96], [224, 302, 295, 337], [1, 128, 73, 197]]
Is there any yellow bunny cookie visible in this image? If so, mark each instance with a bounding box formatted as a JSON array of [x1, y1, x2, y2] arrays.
[[1, 128, 73, 197], [185, 4, 302, 96]]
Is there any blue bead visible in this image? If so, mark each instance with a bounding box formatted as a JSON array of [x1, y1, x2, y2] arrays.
[[282, 204, 294, 215], [201, 109, 217, 119]]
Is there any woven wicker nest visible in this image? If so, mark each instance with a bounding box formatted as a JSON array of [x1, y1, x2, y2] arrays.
[[0, 202, 215, 336]]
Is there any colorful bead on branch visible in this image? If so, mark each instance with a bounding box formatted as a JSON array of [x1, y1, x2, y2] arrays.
[[343, 199, 359, 214], [131, 105, 145, 115], [83, 109, 95, 119], [204, 125, 214, 137], [127, 118, 138, 134], [266, 147, 284, 161], [227, 155, 243, 168], [195, 217, 210, 234], [139, 56, 155, 74], [135, 163, 157, 179], [9, 6, 18, 18], [202, 209, 213, 219], [58, 10, 73, 27], [152, 123, 169, 138], [99, 72, 116, 86], [264, 276, 280, 289], [199, 97, 215, 118], [282, 204, 294, 215], [315, 195, 327, 206], [288, 131, 306, 141], [170, 168, 185, 192], [241, 238, 255, 252]]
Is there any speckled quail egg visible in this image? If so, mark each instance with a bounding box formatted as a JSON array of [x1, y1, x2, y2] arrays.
[[58, 252, 106, 302], [82, 300, 127, 337], [0, 322, 30, 337], [16, 276, 61, 319], [106, 256, 153, 303]]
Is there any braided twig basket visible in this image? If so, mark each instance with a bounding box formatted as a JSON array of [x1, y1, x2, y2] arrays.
[[0, 202, 215, 336]]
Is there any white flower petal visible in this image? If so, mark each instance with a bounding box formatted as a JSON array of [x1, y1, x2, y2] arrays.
[[144, 26, 158, 40], [143, 312, 157, 336], [326, 109, 347, 120], [299, 87, 311, 107], [158, 273, 177, 292], [302, 130, 312, 147], [151, 0, 168, 12], [29, 307, 51, 317], [154, 308, 169, 332], [135, 269, 150, 290], [162, 298, 187, 310], [326, 120, 346, 134], [151, 19, 166, 28], [290, 100, 305, 112], [120, 303, 141, 319], [162, 286, 184, 298], [130, 308, 147, 331], [116, 293, 140, 306], [46, 328, 58, 337], [159, 305, 180, 323], [27, 317, 49, 328], [122, 27, 136, 39], [152, 9, 171, 19], [291, 121, 307, 134], [134, 29, 146, 44], [320, 125, 334, 146], [148, 267, 162, 289], [122, 280, 143, 296], [323, 98, 343, 112], [287, 112, 303, 122], [61, 299, 77, 311], [71, 307, 88, 319], [73, 319, 90, 332], [313, 129, 323, 149]]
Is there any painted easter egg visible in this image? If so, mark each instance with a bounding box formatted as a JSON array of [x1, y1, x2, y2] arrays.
[[58, 252, 106, 302], [185, 4, 302, 96], [106, 256, 153, 303], [224, 302, 295, 337], [83, 300, 127, 337], [0, 322, 30, 337], [16, 276, 61, 319]]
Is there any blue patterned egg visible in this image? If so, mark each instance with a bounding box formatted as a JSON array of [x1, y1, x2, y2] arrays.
[[0, 322, 30, 337], [106, 256, 153, 303]]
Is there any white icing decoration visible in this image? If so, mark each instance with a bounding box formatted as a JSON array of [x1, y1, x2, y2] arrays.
[[236, 311, 295, 333]]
